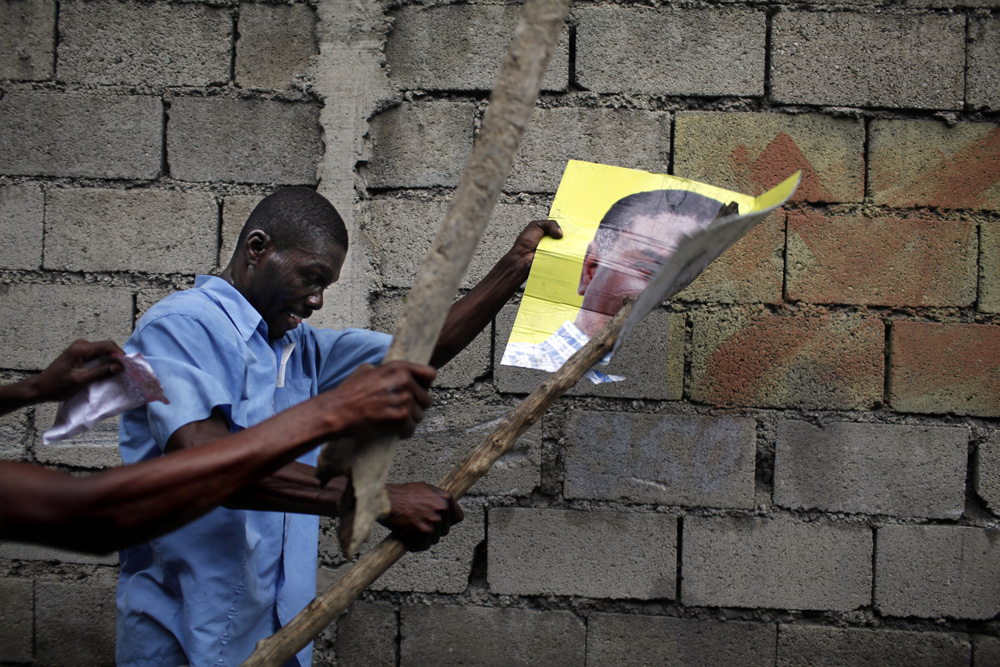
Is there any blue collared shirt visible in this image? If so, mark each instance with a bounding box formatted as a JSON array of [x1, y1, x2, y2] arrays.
[[116, 275, 390, 667]]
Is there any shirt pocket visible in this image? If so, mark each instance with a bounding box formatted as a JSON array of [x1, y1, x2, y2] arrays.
[[272, 377, 314, 416]]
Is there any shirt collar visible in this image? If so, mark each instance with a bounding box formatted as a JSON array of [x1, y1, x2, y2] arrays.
[[194, 275, 267, 342]]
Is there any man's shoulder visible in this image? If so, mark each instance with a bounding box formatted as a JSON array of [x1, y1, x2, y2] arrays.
[[134, 285, 235, 339]]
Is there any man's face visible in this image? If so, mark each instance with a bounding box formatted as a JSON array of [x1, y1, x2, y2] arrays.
[[244, 238, 346, 341], [576, 211, 705, 336]]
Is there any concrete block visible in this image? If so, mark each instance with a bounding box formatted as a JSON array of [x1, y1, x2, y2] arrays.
[[889, 321, 1000, 417], [969, 17, 1000, 110], [775, 420, 967, 519], [219, 194, 262, 267], [676, 211, 785, 304], [36, 571, 117, 666], [870, 120, 1000, 211], [674, 112, 865, 204], [367, 102, 474, 189], [168, 97, 322, 185], [690, 310, 884, 410], [236, 3, 317, 90], [575, 6, 765, 97], [385, 5, 568, 92], [975, 431, 1000, 516], [0, 578, 32, 664], [787, 213, 977, 306], [682, 515, 871, 611], [363, 199, 548, 289], [982, 223, 1000, 314], [58, 0, 231, 86], [505, 107, 671, 193], [777, 624, 970, 667], [975, 635, 1000, 667], [588, 615, 776, 667], [34, 403, 123, 469], [0, 284, 133, 371], [876, 525, 1000, 619], [321, 503, 483, 594], [771, 11, 965, 109], [387, 405, 542, 497], [0, 184, 44, 270], [0, 92, 161, 179], [137, 286, 183, 320], [496, 303, 685, 400], [44, 188, 217, 274], [0, 0, 54, 80], [333, 600, 396, 667], [564, 410, 756, 509], [369, 294, 491, 388], [489, 507, 677, 599], [0, 541, 117, 565], [400, 604, 585, 666]]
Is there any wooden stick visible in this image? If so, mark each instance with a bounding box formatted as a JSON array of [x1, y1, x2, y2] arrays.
[[319, 0, 573, 559], [244, 301, 633, 667]]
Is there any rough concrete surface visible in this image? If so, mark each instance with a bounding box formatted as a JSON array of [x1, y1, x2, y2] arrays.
[[0, 0, 54, 81], [975, 430, 1000, 515], [968, 17, 1000, 110], [0, 184, 44, 270], [0, 577, 33, 663], [236, 3, 317, 90], [35, 571, 117, 667], [489, 507, 677, 599], [332, 600, 397, 667], [777, 624, 970, 667], [775, 420, 968, 518]]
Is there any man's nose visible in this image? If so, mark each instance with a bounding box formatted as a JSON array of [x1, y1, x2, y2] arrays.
[[306, 290, 324, 310]]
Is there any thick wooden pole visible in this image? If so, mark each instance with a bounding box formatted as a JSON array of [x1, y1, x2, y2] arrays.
[[244, 301, 633, 667], [318, 0, 573, 559]]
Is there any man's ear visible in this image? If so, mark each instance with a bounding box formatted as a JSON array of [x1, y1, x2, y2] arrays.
[[244, 230, 274, 266], [578, 242, 600, 295]]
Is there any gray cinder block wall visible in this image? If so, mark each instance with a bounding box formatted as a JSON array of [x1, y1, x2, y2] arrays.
[[2, 0, 999, 665]]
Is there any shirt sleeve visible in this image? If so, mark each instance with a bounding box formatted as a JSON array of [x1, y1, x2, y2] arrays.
[[312, 327, 392, 393], [129, 313, 246, 449]]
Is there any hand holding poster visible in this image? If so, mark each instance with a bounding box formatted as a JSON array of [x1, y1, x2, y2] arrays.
[[501, 160, 800, 383]]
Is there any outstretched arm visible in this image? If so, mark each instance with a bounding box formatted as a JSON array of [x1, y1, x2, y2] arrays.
[[0, 361, 439, 554], [430, 219, 562, 368], [0, 339, 124, 416]]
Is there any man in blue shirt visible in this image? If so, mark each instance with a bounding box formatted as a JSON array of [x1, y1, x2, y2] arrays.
[[117, 187, 561, 666]]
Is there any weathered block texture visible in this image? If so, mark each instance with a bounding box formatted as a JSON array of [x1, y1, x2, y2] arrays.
[[400, 605, 586, 666], [0, 541, 117, 565], [981, 222, 1000, 314], [0, 184, 44, 270], [787, 213, 977, 306], [506, 107, 672, 193], [677, 212, 785, 304], [0, 0, 54, 80], [969, 17, 1000, 110], [576, 7, 765, 96], [771, 12, 965, 109], [388, 406, 541, 497], [370, 294, 491, 388], [0, 577, 33, 664], [975, 636, 1000, 667], [777, 625, 970, 667], [889, 321, 1000, 417], [588, 615, 776, 667], [975, 431, 1000, 516], [59, 0, 231, 86], [682, 516, 872, 611], [870, 120, 1000, 211], [876, 525, 1000, 619], [496, 304, 685, 399], [564, 410, 756, 508], [0, 92, 161, 179], [332, 600, 396, 667], [236, 3, 317, 90], [34, 403, 123, 469], [44, 188, 217, 274], [385, 5, 569, 92], [367, 102, 474, 189], [219, 194, 261, 267], [322, 503, 483, 594], [363, 199, 547, 290], [775, 420, 967, 519], [168, 97, 322, 184], [489, 507, 677, 599], [35, 571, 117, 666], [674, 112, 864, 204], [690, 311, 885, 410], [0, 284, 133, 371], [0, 375, 30, 459]]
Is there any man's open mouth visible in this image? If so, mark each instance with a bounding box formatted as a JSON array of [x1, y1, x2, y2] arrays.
[[285, 311, 305, 326]]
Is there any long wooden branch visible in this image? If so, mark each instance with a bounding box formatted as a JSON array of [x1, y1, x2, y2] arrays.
[[244, 301, 634, 667], [318, 0, 573, 559]]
